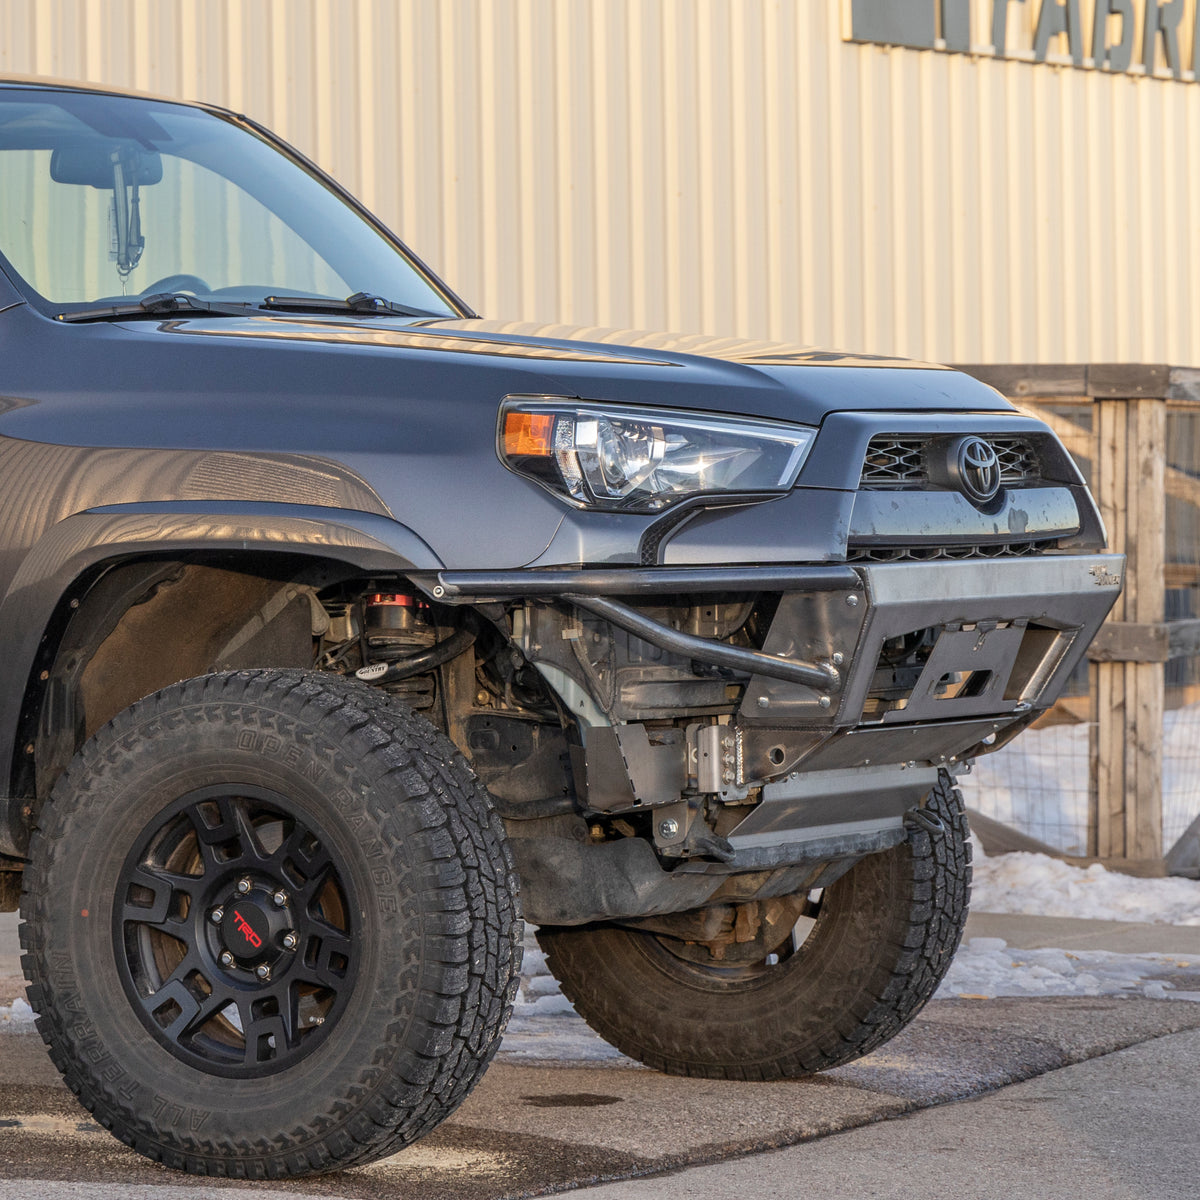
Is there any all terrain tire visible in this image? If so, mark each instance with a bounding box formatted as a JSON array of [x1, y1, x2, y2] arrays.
[[538, 772, 970, 1079], [20, 669, 521, 1177]]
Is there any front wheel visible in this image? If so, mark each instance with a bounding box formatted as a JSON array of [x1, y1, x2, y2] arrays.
[[20, 669, 521, 1177], [538, 772, 970, 1079]]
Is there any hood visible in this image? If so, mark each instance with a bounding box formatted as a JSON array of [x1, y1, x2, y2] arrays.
[[143, 313, 1013, 424]]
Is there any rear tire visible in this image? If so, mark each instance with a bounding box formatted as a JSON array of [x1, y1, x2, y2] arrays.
[[538, 772, 970, 1079], [20, 669, 521, 1176]]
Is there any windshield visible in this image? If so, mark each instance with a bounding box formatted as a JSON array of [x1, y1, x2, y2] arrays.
[[0, 87, 460, 317]]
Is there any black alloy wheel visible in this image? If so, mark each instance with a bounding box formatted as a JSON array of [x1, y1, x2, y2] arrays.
[[116, 786, 357, 1076]]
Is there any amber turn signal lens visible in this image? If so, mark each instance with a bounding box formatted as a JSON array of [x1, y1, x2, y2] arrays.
[[503, 411, 555, 457]]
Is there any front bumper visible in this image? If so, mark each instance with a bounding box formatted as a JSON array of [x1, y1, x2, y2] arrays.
[[426, 553, 1121, 785], [748, 552, 1113, 720]]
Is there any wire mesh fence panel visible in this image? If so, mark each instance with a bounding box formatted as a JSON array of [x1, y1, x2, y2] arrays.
[[1164, 402, 1200, 856], [1163, 702, 1200, 852], [949, 388, 1200, 867], [958, 717, 1094, 855]]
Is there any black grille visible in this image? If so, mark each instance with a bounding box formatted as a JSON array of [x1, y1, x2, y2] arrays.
[[860, 436, 1040, 489], [993, 438, 1040, 482], [846, 540, 1054, 564], [860, 438, 926, 485]]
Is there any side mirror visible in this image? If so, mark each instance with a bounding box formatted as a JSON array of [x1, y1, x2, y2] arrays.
[[50, 143, 163, 188]]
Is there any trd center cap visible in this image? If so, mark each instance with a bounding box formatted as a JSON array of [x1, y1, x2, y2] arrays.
[[221, 902, 271, 963]]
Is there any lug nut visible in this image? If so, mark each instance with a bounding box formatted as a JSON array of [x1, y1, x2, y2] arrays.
[[272, 889, 288, 907], [657, 818, 679, 839], [210, 907, 224, 924], [282, 931, 298, 950], [236, 878, 252, 895], [255, 964, 271, 981], [219, 951, 234, 968]]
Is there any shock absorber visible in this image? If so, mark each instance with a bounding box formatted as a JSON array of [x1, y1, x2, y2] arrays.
[[354, 594, 476, 709], [362, 593, 434, 660]]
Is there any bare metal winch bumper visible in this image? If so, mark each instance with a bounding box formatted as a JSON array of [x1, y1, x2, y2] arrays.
[[750, 554, 1122, 723], [725, 554, 1123, 790], [626, 553, 1123, 875], [571, 554, 1121, 846]]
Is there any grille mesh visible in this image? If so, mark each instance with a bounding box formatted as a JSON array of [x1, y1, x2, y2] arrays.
[[639, 506, 700, 565], [860, 436, 1040, 488], [993, 438, 1040, 482], [846, 540, 1053, 563], [860, 438, 926, 485]]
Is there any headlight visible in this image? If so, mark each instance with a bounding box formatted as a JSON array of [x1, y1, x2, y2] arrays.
[[499, 398, 816, 512]]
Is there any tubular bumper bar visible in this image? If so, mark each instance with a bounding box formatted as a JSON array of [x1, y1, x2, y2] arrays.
[[564, 594, 841, 693], [416, 566, 855, 693], [413, 556, 1123, 712], [422, 565, 860, 598]]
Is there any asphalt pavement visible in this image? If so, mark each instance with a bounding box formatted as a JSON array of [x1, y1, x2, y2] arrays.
[[0, 912, 1195, 1198], [572, 1027, 1200, 1200]]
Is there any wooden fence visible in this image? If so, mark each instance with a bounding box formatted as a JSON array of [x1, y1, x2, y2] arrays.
[[957, 364, 1200, 875]]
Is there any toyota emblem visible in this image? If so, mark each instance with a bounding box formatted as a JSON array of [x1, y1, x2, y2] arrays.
[[950, 437, 1001, 505]]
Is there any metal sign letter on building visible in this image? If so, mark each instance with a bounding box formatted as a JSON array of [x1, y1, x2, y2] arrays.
[[849, 0, 936, 47], [846, 0, 1200, 80]]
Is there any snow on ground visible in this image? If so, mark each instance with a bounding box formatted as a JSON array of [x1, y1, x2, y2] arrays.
[[499, 845, 1200, 1062], [935, 841, 1200, 1001], [971, 848, 1200, 925], [936, 938, 1200, 1002], [503, 936, 631, 1063], [0, 998, 33, 1028]]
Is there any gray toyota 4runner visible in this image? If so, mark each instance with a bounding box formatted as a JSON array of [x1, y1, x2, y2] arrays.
[[0, 79, 1122, 1177]]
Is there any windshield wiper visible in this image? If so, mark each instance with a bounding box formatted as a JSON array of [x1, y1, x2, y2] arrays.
[[57, 293, 252, 323], [258, 292, 441, 318], [59, 290, 444, 323]]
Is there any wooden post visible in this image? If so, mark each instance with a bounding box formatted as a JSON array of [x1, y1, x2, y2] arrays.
[[1088, 368, 1167, 863], [955, 363, 1171, 871]]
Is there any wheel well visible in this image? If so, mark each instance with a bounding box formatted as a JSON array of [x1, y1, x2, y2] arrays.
[[22, 554, 362, 817], [13, 553, 579, 857]]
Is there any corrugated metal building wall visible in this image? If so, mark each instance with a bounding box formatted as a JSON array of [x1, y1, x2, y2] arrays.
[[0, 0, 1197, 366]]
